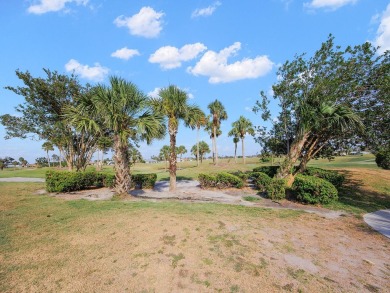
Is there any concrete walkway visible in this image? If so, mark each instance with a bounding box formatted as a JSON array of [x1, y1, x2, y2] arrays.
[[364, 209, 390, 239], [0, 177, 45, 182]]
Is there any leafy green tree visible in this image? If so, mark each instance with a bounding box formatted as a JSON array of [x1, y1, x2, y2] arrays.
[[42, 141, 54, 167], [191, 141, 210, 164], [0, 69, 98, 171], [229, 116, 254, 164], [35, 157, 48, 167], [185, 108, 207, 166], [18, 157, 28, 167], [207, 100, 228, 165], [151, 85, 202, 191], [254, 35, 374, 185], [67, 76, 165, 195]]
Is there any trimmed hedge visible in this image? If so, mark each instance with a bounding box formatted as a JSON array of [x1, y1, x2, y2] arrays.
[[229, 171, 250, 182], [293, 174, 338, 204], [252, 166, 279, 178], [131, 173, 157, 189], [267, 179, 287, 200], [198, 172, 243, 189], [375, 149, 390, 170], [46, 171, 157, 192], [46, 170, 106, 192], [302, 167, 344, 188]]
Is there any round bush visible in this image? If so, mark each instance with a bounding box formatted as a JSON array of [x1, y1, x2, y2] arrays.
[[293, 174, 338, 204], [250, 172, 272, 192], [375, 149, 390, 170], [252, 166, 279, 178], [302, 167, 345, 188], [267, 179, 286, 200]]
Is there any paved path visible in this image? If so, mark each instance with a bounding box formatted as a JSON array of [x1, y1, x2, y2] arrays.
[[364, 210, 390, 239], [0, 177, 45, 182]]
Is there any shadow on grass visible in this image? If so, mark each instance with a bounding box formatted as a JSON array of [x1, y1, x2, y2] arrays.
[[325, 170, 390, 215]]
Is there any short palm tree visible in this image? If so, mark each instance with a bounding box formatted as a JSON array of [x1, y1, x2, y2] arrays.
[[151, 85, 202, 191], [229, 116, 254, 164], [191, 141, 210, 163], [185, 108, 207, 166], [207, 100, 228, 165], [42, 141, 54, 167], [66, 76, 165, 195]]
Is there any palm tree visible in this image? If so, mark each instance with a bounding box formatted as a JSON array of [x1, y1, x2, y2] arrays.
[[159, 145, 170, 171], [177, 145, 187, 167], [151, 85, 202, 191], [66, 76, 165, 195], [229, 116, 254, 164], [191, 141, 210, 164], [207, 100, 228, 165], [231, 136, 240, 163], [185, 108, 207, 167], [42, 141, 54, 167], [205, 118, 222, 164]]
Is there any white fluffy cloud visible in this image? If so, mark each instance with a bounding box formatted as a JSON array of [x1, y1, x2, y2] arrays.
[[111, 47, 140, 60], [373, 4, 390, 54], [304, 0, 357, 10], [149, 43, 207, 70], [192, 1, 221, 18], [187, 42, 274, 84], [27, 0, 88, 14], [65, 59, 109, 82], [114, 7, 164, 38]]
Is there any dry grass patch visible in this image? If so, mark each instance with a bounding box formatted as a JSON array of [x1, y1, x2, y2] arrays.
[[1, 182, 389, 292]]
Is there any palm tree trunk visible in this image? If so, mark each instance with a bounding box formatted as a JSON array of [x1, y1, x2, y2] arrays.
[[211, 134, 215, 164], [213, 126, 218, 165], [234, 142, 237, 163], [113, 135, 131, 195], [169, 132, 177, 192], [46, 151, 51, 167], [196, 127, 200, 167], [242, 137, 245, 164]]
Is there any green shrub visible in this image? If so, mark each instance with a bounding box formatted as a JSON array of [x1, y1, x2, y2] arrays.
[[229, 171, 249, 182], [198, 172, 243, 189], [216, 172, 243, 189], [293, 174, 338, 204], [267, 179, 286, 200], [252, 166, 279, 178], [198, 173, 217, 188], [250, 172, 272, 192], [375, 149, 390, 170], [46, 170, 103, 192], [131, 173, 157, 189], [103, 174, 115, 188], [302, 167, 344, 188]]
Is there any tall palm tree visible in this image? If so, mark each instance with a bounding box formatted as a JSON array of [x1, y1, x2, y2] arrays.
[[42, 141, 54, 167], [229, 116, 254, 164], [207, 100, 228, 165], [66, 76, 165, 195], [185, 108, 207, 166], [151, 85, 202, 191], [230, 136, 240, 163]]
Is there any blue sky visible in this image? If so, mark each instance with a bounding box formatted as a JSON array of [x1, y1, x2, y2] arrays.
[[1, 0, 389, 162]]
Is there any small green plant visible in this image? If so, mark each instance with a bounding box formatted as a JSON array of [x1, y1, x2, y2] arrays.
[[243, 196, 261, 202], [293, 174, 338, 204]]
